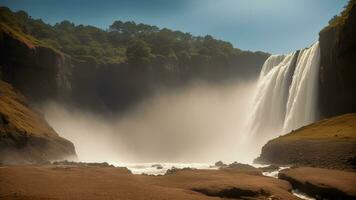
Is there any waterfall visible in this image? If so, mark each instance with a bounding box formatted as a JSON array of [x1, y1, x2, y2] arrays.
[[248, 42, 320, 138], [283, 42, 320, 133]]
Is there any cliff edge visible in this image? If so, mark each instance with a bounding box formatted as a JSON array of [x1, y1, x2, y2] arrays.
[[0, 81, 76, 164]]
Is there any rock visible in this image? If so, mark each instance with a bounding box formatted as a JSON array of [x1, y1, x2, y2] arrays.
[[0, 81, 76, 164], [165, 167, 195, 175], [218, 162, 262, 176], [151, 164, 163, 169], [255, 113, 356, 170], [214, 161, 227, 168], [318, 2, 356, 117], [226, 162, 256, 170], [0, 23, 72, 103], [52, 160, 114, 168], [279, 167, 356, 199]]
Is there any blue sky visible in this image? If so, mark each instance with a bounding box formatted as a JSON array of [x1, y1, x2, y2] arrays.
[[0, 0, 348, 54]]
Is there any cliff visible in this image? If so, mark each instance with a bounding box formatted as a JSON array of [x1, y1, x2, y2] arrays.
[[255, 113, 356, 170], [318, 1, 356, 117], [0, 6, 269, 114], [0, 22, 72, 103], [0, 81, 76, 164]]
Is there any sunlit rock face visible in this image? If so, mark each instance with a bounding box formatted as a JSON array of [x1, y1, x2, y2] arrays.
[[247, 42, 320, 140]]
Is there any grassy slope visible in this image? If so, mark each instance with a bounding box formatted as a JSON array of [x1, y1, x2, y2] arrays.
[[0, 81, 76, 164], [275, 113, 356, 142], [256, 114, 356, 169], [0, 81, 59, 138], [0, 22, 64, 56], [0, 22, 38, 48]]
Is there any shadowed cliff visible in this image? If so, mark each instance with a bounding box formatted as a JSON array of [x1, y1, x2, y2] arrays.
[[319, 0, 356, 117], [0, 6, 269, 114]]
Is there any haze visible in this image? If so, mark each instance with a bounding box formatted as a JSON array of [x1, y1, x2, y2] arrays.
[[44, 81, 261, 164]]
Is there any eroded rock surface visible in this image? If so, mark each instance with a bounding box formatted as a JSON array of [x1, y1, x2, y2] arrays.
[[279, 167, 356, 200]]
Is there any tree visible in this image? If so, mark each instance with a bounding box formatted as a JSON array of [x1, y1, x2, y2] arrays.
[[126, 39, 151, 66]]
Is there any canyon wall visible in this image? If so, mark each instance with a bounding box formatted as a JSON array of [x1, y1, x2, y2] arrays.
[[318, 2, 356, 117]]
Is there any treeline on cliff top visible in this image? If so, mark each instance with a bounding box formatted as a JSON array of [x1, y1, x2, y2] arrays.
[[0, 6, 267, 70], [324, 0, 356, 32]]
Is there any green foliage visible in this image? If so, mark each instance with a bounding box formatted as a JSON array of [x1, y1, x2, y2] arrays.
[[109, 20, 159, 36], [324, 0, 356, 32], [126, 39, 151, 66], [0, 6, 245, 66]]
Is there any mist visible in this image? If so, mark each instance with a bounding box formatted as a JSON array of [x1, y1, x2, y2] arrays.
[[44, 80, 261, 165]]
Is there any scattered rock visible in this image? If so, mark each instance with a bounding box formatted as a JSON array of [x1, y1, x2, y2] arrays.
[[226, 162, 256, 170], [151, 164, 163, 169], [165, 167, 195, 175], [52, 160, 114, 167], [214, 161, 227, 168]]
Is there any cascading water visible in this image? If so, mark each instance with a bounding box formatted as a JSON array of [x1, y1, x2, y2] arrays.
[[248, 42, 320, 139], [283, 42, 320, 133]]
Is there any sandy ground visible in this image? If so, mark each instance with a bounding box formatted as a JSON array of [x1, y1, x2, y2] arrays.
[[0, 165, 300, 200]]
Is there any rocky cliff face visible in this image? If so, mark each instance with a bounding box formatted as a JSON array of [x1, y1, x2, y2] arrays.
[[0, 24, 72, 103], [0, 81, 76, 164], [0, 21, 269, 114], [318, 3, 356, 118]]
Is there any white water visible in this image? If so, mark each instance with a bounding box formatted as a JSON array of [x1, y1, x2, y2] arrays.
[[283, 42, 320, 133], [117, 163, 217, 175], [262, 166, 290, 178], [121, 162, 315, 200], [259, 165, 315, 200], [247, 42, 320, 140], [292, 190, 316, 200]]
